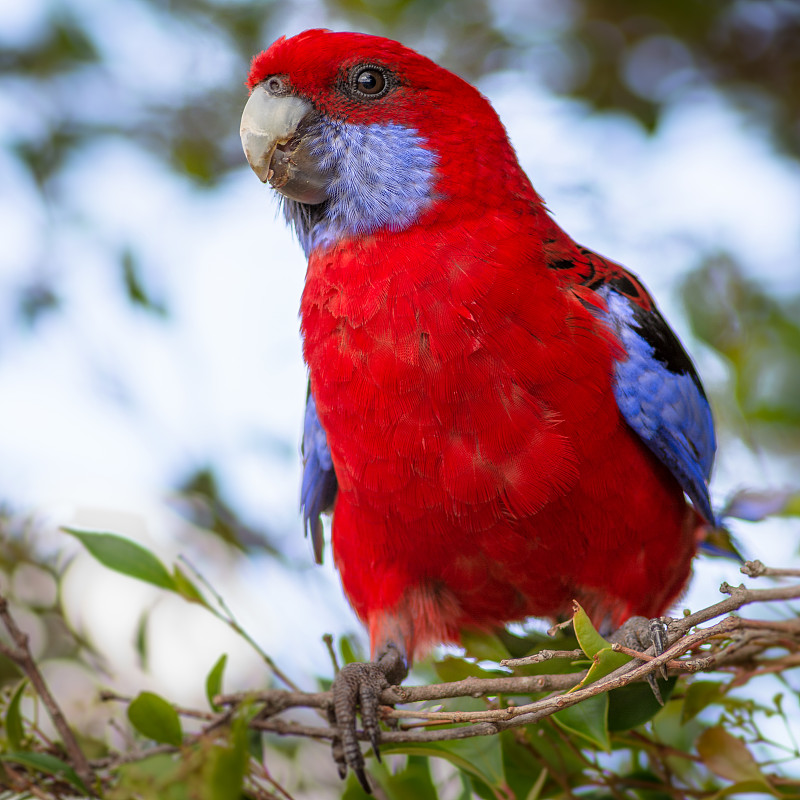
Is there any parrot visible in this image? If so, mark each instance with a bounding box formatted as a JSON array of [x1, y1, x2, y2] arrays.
[[240, 29, 717, 791]]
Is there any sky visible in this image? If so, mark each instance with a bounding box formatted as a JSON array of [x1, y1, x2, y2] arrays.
[[1, 0, 799, 736]]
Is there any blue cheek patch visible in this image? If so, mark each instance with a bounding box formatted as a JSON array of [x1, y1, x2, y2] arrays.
[[282, 120, 438, 254], [597, 289, 717, 525]]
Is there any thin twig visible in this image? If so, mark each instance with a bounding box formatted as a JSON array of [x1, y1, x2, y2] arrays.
[[677, 581, 800, 631], [322, 633, 340, 675], [178, 555, 301, 692], [608, 644, 698, 670], [741, 560, 800, 579], [0, 594, 95, 793], [3, 763, 54, 799], [501, 648, 584, 667], [216, 671, 582, 715]]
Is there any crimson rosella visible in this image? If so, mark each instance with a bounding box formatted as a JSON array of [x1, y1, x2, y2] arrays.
[[241, 29, 717, 790]]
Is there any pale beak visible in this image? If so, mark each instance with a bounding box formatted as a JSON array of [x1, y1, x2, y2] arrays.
[[240, 85, 330, 205]]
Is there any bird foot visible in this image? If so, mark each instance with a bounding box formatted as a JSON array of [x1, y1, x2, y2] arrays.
[[611, 616, 671, 704], [329, 644, 408, 794]]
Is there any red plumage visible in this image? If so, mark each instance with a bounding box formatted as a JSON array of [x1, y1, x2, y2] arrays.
[[302, 211, 697, 660], [248, 30, 704, 664]]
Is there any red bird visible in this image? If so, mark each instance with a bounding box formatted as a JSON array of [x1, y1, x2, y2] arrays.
[[241, 29, 716, 789]]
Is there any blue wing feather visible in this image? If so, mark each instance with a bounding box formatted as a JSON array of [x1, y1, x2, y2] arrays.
[[597, 286, 718, 526], [301, 388, 338, 564]]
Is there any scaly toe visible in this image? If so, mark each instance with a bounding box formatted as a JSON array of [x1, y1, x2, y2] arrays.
[[330, 660, 394, 793]]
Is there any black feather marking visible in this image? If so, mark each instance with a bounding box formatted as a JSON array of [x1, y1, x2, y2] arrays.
[[607, 273, 638, 298], [628, 302, 707, 396]]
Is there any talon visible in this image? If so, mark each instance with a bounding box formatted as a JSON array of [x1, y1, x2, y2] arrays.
[[646, 672, 664, 706], [355, 766, 372, 795], [328, 643, 408, 793], [359, 680, 383, 762], [649, 617, 669, 680], [611, 615, 673, 701]]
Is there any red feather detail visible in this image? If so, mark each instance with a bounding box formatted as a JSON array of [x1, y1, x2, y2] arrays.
[[543, 235, 657, 312]]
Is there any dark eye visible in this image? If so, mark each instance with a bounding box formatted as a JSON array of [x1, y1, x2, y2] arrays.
[[352, 67, 387, 97], [265, 75, 289, 95]]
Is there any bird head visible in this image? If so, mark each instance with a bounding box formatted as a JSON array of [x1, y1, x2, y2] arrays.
[[241, 29, 537, 253]]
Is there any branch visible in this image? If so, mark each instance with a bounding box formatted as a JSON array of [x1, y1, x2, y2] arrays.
[[217, 671, 582, 717], [0, 593, 96, 792], [216, 568, 800, 746], [740, 560, 800, 579]]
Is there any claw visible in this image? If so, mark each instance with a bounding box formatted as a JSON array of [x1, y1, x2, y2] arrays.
[[649, 618, 669, 680], [328, 644, 408, 793], [611, 615, 673, 705], [645, 672, 664, 705], [359, 680, 383, 763], [329, 708, 348, 781]]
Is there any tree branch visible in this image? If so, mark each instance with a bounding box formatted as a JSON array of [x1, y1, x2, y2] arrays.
[[0, 593, 96, 793], [216, 570, 800, 746]]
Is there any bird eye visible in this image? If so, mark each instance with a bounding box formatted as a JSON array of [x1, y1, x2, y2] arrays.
[[265, 75, 289, 96], [352, 67, 388, 97]]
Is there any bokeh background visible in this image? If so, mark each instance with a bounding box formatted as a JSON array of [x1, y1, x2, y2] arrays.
[[1, 0, 799, 775]]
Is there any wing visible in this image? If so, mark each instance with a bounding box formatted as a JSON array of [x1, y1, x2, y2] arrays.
[[301, 386, 338, 564], [600, 283, 716, 524], [547, 243, 717, 524]]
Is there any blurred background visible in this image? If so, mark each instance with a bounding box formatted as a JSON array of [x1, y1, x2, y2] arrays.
[[1, 0, 799, 766]]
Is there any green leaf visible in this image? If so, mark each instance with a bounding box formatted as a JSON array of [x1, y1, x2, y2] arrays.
[[206, 654, 227, 711], [553, 692, 610, 751], [573, 647, 630, 691], [383, 735, 505, 794], [0, 751, 88, 795], [202, 715, 249, 800], [460, 629, 511, 662], [246, 723, 264, 764], [121, 247, 168, 317], [434, 656, 508, 683], [172, 564, 208, 605], [128, 691, 183, 747], [5, 680, 27, 749], [63, 528, 177, 591], [608, 678, 676, 731], [339, 634, 365, 666], [696, 726, 774, 791], [497, 627, 555, 660], [501, 731, 547, 800], [111, 751, 190, 799], [385, 755, 438, 800], [681, 680, 724, 724], [620, 770, 674, 800], [134, 608, 150, 671], [572, 603, 611, 658], [523, 722, 588, 778], [344, 754, 438, 800], [712, 781, 780, 799]]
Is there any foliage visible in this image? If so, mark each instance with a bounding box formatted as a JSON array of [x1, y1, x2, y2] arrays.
[[2, 524, 800, 798]]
